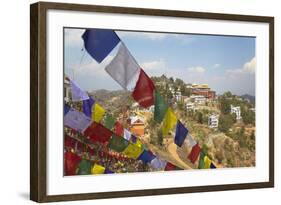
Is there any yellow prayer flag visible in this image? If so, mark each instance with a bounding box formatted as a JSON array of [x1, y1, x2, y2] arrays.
[[122, 143, 143, 159], [203, 156, 212, 169], [91, 164, 105, 174], [92, 103, 105, 122], [162, 108, 177, 135]]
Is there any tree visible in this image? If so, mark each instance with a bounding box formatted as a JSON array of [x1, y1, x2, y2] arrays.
[[242, 109, 255, 125], [196, 111, 203, 124], [219, 96, 231, 114], [218, 114, 235, 133]]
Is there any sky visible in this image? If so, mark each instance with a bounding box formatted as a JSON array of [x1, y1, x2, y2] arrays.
[[64, 28, 256, 96]]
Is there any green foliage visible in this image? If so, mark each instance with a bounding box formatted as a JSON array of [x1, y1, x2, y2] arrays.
[[242, 108, 255, 125], [196, 111, 203, 124], [219, 96, 231, 114], [218, 114, 235, 133]]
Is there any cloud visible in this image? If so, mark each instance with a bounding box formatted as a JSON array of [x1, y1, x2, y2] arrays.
[[64, 28, 85, 47], [141, 59, 166, 70], [213, 63, 221, 68], [117, 31, 169, 40], [226, 57, 256, 75], [187, 66, 206, 73]]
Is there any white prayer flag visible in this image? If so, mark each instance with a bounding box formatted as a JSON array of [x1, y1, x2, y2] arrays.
[[186, 134, 197, 147], [64, 109, 92, 132], [150, 157, 167, 169], [70, 79, 89, 102], [105, 43, 141, 90], [123, 129, 132, 141]]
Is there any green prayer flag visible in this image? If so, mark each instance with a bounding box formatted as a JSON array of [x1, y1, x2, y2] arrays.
[[198, 152, 205, 169], [104, 114, 115, 130], [77, 159, 92, 175], [154, 91, 168, 123], [108, 135, 129, 152]]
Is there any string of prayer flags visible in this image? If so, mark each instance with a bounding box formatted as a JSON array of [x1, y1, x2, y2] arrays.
[[105, 42, 140, 90], [188, 143, 201, 164], [210, 162, 216, 169], [82, 29, 120, 63], [92, 103, 105, 123], [162, 108, 177, 135], [77, 159, 92, 175], [123, 129, 132, 141], [104, 114, 115, 130], [154, 91, 168, 123], [174, 120, 188, 147], [82, 97, 95, 118], [122, 143, 143, 159], [108, 135, 129, 152], [114, 121, 124, 136], [130, 135, 137, 143], [204, 156, 212, 169], [137, 150, 156, 164], [91, 164, 106, 174], [198, 152, 205, 169], [64, 151, 81, 176], [83, 122, 112, 144], [70, 79, 89, 102], [64, 109, 91, 133], [132, 69, 155, 108], [64, 104, 71, 115]]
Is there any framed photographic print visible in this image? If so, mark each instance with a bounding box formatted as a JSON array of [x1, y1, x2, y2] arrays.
[[30, 1, 274, 202]]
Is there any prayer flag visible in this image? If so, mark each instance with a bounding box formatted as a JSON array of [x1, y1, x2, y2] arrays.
[[186, 134, 197, 147], [150, 157, 167, 169], [82, 29, 120, 63], [210, 162, 216, 169], [162, 108, 177, 135], [64, 135, 76, 149], [114, 121, 124, 136], [122, 143, 143, 159], [104, 114, 115, 130], [108, 135, 129, 152], [77, 159, 92, 175], [82, 97, 95, 118], [92, 103, 105, 123], [123, 129, 132, 141], [154, 91, 168, 123], [131, 135, 137, 143], [105, 43, 140, 90], [174, 120, 188, 147], [83, 122, 113, 144], [64, 110, 91, 132], [64, 151, 81, 176], [204, 156, 212, 169], [70, 79, 89, 102], [164, 162, 176, 171], [64, 104, 71, 115], [137, 150, 156, 164], [198, 152, 205, 169], [91, 164, 105, 174], [132, 69, 155, 108], [188, 143, 201, 164], [104, 169, 114, 174]]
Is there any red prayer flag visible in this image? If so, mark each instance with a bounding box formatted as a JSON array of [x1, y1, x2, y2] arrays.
[[83, 122, 113, 143], [64, 151, 81, 176], [164, 162, 176, 171], [188, 143, 201, 164], [132, 69, 155, 108], [64, 135, 76, 148], [114, 121, 124, 136]]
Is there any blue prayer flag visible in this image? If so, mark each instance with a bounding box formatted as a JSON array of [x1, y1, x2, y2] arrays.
[[82, 97, 95, 117], [174, 120, 188, 147], [210, 162, 216, 169], [131, 135, 137, 143], [137, 150, 156, 164], [104, 169, 114, 174], [82, 29, 120, 63]]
